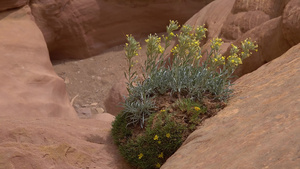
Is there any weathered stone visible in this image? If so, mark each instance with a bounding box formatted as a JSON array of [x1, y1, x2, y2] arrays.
[[230, 17, 291, 77], [232, 0, 288, 18], [185, 0, 235, 41], [0, 116, 130, 169], [76, 108, 92, 119], [96, 107, 105, 114], [0, 0, 28, 11], [29, 0, 213, 59], [282, 0, 300, 46], [0, 6, 76, 118], [162, 43, 300, 169], [104, 78, 128, 116], [221, 11, 270, 41]]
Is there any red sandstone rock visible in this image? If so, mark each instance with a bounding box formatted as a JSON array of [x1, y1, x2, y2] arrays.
[[185, 0, 235, 41], [229, 17, 291, 77], [162, 43, 300, 169], [183, 0, 298, 77], [0, 6, 76, 118], [0, 0, 28, 11], [232, 0, 288, 18], [221, 11, 270, 41], [0, 115, 130, 169], [282, 0, 300, 46], [104, 78, 128, 116], [29, 0, 213, 59]]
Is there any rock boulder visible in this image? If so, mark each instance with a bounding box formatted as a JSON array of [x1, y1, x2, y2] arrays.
[[0, 6, 76, 118], [162, 41, 300, 169]]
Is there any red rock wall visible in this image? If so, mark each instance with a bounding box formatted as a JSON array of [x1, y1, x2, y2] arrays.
[[0, 6, 76, 118], [29, 0, 213, 59], [0, 0, 28, 11], [162, 40, 300, 169], [184, 0, 299, 77]]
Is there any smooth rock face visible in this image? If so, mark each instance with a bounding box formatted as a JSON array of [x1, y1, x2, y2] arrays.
[[0, 6, 76, 118], [162, 43, 300, 169], [29, 0, 213, 59], [0, 6, 131, 168], [0, 116, 130, 169], [0, 0, 28, 11]]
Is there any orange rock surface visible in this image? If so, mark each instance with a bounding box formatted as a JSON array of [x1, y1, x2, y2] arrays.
[[0, 0, 299, 168], [162, 42, 300, 169], [30, 0, 213, 59]]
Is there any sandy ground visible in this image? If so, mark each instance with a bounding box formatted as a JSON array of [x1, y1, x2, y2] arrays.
[[52, 37, 153, 118]]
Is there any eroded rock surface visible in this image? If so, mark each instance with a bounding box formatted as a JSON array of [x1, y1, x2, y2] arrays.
[[184, 0, 298, 77], [282, 0, 300, 46], [0, 6, 76, 118], [0, 6, 131, 168], [0, 115, 130, 169], [29, 0, 213, 59], [162, 42, 300, 169], [0, 0, 28, 11]]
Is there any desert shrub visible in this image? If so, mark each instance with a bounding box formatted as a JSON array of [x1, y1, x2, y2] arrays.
[[111, 20, 257, 169]]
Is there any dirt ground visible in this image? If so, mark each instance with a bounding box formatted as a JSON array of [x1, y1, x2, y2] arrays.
[[52, 33, 176, 118], [52, 37, 151, 118]]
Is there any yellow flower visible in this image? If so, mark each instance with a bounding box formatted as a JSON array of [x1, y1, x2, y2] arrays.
[[238, 58, 242, 64], [158, 141, 161, 144], [194, 107, 201, 111], [170, 32, 174, 37], [158, 152, 164, 158], [154, 135, 159, 140], [231, 60, 235, 63], [138, 153, 143, 159], [156, 163, 161, 168], [166, 133, 170, 138], [160, 109, 166, 113]]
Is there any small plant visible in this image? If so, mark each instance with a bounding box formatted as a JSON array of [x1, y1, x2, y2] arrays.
[[111, 20, 257, 169]]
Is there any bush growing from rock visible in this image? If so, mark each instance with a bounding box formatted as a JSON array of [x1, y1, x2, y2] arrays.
[[112, 20, 257, 169]]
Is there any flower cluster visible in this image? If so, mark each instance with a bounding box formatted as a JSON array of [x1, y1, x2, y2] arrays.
[[210, 38, 223, 51], [240, 38, 258, 59], [124, 34, 141, 94], [195, 25, 208, 40], [226, 39, 258, 69], [227, 53, 242, 67], [145, 35, 164, 55], [171, 24, 207, 67], [125, 34, 141, 59], [211, 54, 226, 65], [115, 20, 258, 169]]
